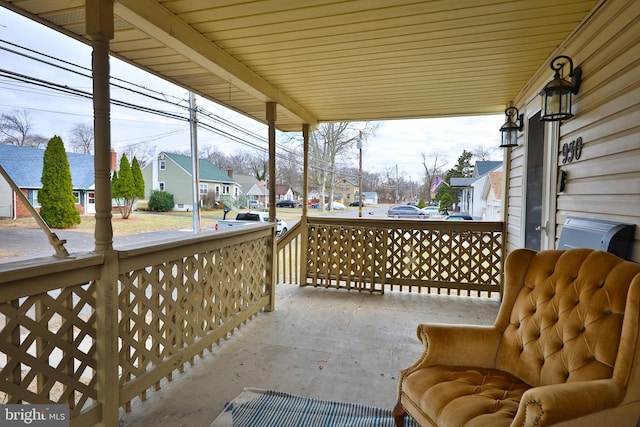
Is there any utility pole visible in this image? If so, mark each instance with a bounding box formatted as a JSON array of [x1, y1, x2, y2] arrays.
[[189, 92, 201, 233], [357, 137, 363, 218], [395, 164, 399, 203]]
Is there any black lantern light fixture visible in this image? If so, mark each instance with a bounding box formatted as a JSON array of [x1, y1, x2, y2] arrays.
[[541, 55, 582, 122], [499, 106, 523, 148]]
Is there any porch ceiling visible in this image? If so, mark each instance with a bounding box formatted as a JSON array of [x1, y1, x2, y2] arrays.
[[3, 0, 600, 131]]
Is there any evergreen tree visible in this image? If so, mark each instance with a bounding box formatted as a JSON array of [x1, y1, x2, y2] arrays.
[[112, 154, 136, 218], [131, 157, 145, 199], [38, 135, 81, 228], [435, 150, 474, 211]]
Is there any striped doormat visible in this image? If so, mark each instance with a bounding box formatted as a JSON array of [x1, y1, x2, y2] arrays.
[[210, 388, 419, 427]]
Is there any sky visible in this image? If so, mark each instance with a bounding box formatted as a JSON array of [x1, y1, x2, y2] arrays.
[[0, 7, 504, 180]]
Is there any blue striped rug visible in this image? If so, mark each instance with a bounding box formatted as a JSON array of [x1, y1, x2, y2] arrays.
[[211, 388, 419, 427]]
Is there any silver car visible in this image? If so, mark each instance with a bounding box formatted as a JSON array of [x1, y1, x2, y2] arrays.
[[387, 205, 428, 218]]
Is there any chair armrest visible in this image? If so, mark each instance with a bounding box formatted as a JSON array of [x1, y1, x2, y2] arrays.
[[513, 379, 625, 426], [412, 323, 502, 369]]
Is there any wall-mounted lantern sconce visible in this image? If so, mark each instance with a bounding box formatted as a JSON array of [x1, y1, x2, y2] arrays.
[[499, 106, 523, 148], [541, 55, 582, 122]]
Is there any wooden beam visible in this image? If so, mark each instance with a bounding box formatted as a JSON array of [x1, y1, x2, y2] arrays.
[[114, 0, 318, 127]]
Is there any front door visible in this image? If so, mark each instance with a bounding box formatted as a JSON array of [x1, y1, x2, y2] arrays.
[[523, 106, 558, 251], [524, 112, 544, 250], [86, 191, 96, 214]]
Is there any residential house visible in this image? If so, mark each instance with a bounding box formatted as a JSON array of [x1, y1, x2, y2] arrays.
[[142, 152, 239, 211], [450, 161, 502, 217], [333, 177, 358, 205], [362, 192, 378, 205], [274, 184, 295, 202], [481, 168, 502, 221], [0, 144, 96, 218], [234, 173, 267, 208]]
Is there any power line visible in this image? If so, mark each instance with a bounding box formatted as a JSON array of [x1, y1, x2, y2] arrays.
[[0, 37, 359, 177]]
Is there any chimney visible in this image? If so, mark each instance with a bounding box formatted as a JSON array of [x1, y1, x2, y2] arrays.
[[110, 149, 117, 171], [226, 168, 233, 178]]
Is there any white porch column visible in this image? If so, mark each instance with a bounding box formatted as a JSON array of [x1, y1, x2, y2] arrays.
[[87, 0, 114, 253], [267, 102, 277, 222], [87, 2, 119, 426], [301, 123, 309, 218]]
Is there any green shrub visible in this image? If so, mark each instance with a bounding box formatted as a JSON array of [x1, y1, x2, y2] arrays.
[[149, 190, 174, 212], [39, 135, 81, 228], [417, 198, 426, 209]]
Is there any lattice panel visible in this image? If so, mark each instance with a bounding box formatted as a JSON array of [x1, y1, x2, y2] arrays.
[[388, 228, 502, 289], [306, 221, 502, 295], [306, 224, 386, 292], [0, 283, 98, 416], [118, 237, 270, 399]]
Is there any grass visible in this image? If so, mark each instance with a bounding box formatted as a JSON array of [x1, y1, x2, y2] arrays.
[[0, 205, 360, 238], [0, 208, 311, 237], [0, 212, 202, 236]]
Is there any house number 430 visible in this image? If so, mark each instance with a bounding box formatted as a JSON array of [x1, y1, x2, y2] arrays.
[[561, 137, 583, 164]]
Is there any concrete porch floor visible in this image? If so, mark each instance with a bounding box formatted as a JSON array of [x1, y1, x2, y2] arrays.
[[120, 284, 501, 427]]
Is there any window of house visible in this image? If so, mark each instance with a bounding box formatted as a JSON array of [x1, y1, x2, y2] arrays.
[[215, 185, 220, 194], [72, 191, 80, 204], [30, 190, 40, 207], [223, 185, 230, 194], [159, 159, 166, 170], [159, 182, 165, 191], [200, 183, 208, 195], [346, 185, 350, 190]]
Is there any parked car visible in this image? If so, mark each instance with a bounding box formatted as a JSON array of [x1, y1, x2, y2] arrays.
[[423, 206, 442, 218], [217, 211, 288, 237], [349, 201, 365, 207], [247, 199, 262, 209], [444, 213, 473, 221], [328, 202, 346, 210], [387, 205, 427, 218], [276, 199, 297, 208]]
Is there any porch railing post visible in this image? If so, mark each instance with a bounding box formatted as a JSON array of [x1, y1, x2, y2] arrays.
[[95, 250, 120, 425], [299, 123, 310, 286], [86, 0, 119, 424]]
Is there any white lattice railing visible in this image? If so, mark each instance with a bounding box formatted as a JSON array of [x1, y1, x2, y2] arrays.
[[0, 224, 276, 426], [303, 217, 505, 297]]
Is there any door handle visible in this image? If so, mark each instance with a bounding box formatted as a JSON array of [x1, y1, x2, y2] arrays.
[[536, 221, 548, 232]]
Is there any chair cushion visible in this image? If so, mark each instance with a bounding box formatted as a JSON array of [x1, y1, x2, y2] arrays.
[[403, 365, 531, 427]]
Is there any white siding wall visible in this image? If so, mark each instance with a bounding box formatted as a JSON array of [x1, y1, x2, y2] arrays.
[[506, 0, 640, 261], [0, 177, 12, 218]]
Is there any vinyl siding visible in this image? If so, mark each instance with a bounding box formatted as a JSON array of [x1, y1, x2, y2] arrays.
[[507, 0, 640, 261]]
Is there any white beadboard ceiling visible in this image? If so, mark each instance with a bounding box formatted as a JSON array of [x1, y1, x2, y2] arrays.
[[2, 0, 600, 131]]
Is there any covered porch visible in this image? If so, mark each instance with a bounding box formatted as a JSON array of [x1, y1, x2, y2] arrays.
[[3, 1, 640, 426], [120, 284, 500, 426]]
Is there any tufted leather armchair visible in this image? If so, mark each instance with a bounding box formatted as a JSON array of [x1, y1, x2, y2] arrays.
[[393, 248, 640, 427]]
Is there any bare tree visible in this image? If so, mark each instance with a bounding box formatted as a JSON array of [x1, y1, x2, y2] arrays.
[[471, 144, 498, 161], [0, 109, 47, 147], [117, 144, 153, 168], [310, 122, 377, 211], [69, 123, 94, 154], [249, 153, 268, 181], [200, 146, 229, 170], [420, 152, 448, 203]]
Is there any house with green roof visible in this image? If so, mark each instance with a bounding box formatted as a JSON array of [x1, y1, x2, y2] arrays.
[[141, 152, 240, 211]]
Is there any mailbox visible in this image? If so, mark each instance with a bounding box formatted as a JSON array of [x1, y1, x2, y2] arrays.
[[558, 217, 635, 260]]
